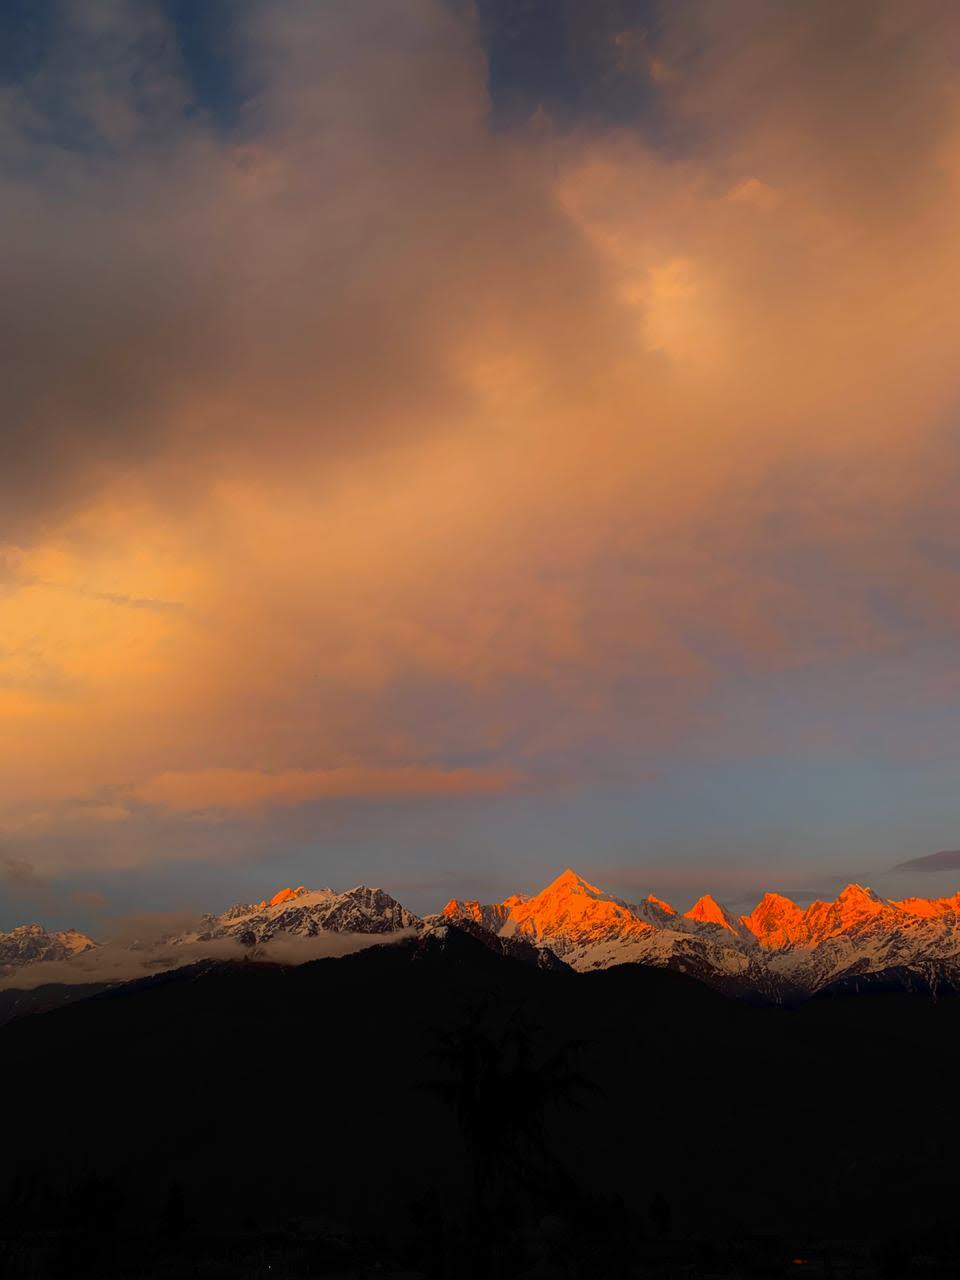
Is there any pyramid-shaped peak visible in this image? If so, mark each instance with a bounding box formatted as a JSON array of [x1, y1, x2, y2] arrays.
[[832, 884, 888, 922], [688, 892, 723, 910], [837, 883, 882, 902], [685, 894, 738, 930], [544, 869, 604, 896], [506, 869, 649, 949]]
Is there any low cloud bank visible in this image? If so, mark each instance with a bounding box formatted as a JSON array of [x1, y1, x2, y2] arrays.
[[0, 928, 415, 992]]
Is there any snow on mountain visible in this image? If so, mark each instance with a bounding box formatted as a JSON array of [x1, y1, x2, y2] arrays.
[[442, 871, 960, 999], [451, 869, 652, 959], [739, 892, 808, 949], [439, 894, 528, 934], [175, 884, 421, 946], [0, 884, 421, 987], [5, 870, 960, 1001], [0, 924, 97, 974], [418, 914, 569, 970], [684, 893, 747, 937]]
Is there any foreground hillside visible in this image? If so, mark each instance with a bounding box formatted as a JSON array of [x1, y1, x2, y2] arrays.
[[2, 925, 959, 1278]]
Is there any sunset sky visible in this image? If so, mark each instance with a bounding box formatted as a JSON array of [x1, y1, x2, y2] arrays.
[[3, 0, 960, 931]]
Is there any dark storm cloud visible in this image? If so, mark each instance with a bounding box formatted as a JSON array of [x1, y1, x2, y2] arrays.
[[893, 850, 960, 874], [474, 0, 671, 133], [1, 0, 616, 540], [0, 1, 236, 533]]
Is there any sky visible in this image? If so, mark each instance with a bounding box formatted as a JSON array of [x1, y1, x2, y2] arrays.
[[3, 0, 960, 932]]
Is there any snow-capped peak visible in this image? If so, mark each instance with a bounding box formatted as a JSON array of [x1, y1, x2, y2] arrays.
[[444, 868, 651, 958], [684, 894, 741, 934], [836, 883, 883, 904], [0, 924, 97, 971], [544, 869, 605, 897]]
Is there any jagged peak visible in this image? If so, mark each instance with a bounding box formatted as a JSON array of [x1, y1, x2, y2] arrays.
[[0, 923, 97, 966], [646, 894, 676, 915], [894, 891, 960, 917], [441, 897, 477, 917], [343, 884, 398, 902], [2, 923, 95, 943]]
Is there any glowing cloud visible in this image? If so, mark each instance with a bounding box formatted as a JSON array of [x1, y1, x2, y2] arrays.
[[1, 0, 960, 884]]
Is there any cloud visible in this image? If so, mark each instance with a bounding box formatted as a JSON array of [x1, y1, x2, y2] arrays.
[[0, 928, 414, 992], [72, 890, 109, 911], [1, 0, 960, 877], [131, 766, 522, 813], [892, 850, 960, 874], [0, 855, 53, 903]]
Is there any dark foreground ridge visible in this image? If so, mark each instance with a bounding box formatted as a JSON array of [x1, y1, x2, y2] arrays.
[[2, 925, 959, 1278]]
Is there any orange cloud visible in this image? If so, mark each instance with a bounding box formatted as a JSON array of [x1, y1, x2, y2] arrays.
[[132, 766, 523, 814], [2, 1, 960, 870]]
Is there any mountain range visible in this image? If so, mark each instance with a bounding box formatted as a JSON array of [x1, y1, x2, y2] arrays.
[[4, 868, 960, 1002], [442, 870, 960, 999]]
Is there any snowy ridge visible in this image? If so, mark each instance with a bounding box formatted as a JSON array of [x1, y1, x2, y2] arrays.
[[442, 871, 960, 999], [173, 883, 421, 946], [5, 870, 960, 1001]]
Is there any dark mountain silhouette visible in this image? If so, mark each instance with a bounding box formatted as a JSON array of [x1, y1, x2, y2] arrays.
[[1, 925, 959, 1277], [0, 979, 111, 1027]]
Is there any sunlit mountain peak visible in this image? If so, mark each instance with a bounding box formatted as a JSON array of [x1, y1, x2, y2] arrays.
[[545, 869, 604, 896], [684, 894, 741, 933]]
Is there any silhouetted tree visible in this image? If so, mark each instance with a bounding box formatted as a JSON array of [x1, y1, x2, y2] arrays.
[[424, 1001, 594, 1277]]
